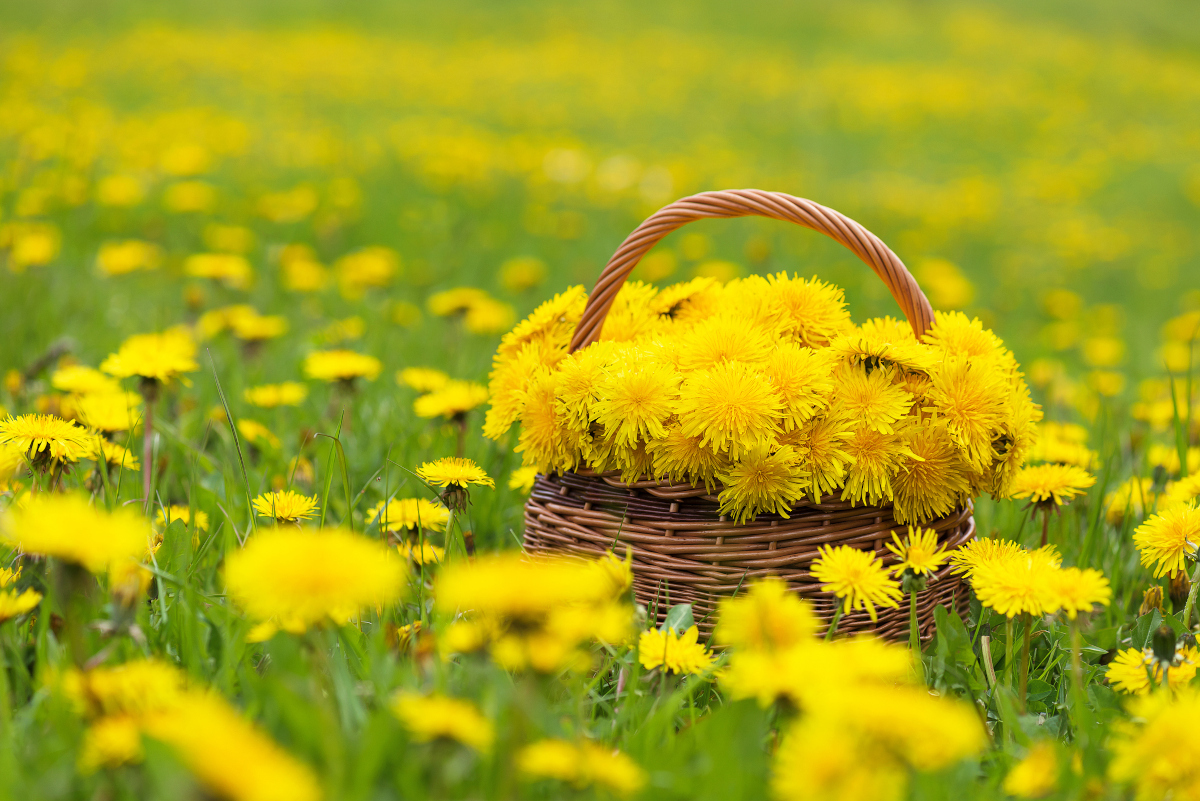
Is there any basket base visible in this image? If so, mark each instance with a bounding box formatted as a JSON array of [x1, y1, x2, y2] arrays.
[[523, 471, 975, 641]]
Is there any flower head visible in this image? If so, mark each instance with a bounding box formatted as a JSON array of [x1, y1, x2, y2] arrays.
[[716, 444, 809, 523], [811, 545, 902, 622], [413, 380, 489, 420], [886, 527, 948, 578], [1011, 464, 1095, 507], [1003, 741, 1059, 799], [243, 383, 308, 409], [948, 537, 1027, 577], [1133, 504, 1200, 578], [224, 527, 408, 632], [368, 498, 450, 532], [390, 692, 492, 751], [594, 361, 679, 448], [417, 458, 493, 489], [1109, 687, 1200, 800], [831, 364, 913, 434], [397, 367, 450, 393], [252, 490, 319, 524], [1, 493, 149, 573], [302, 350, 382, 383], [0, 588, 41, 622], [101, 329, 198, 384], [517, 739, 646, 797], [714, 577, 816, 651], [675, 361, 783, 461], [69, 391, 142, 433], [638, 625, 715, 675], [1048, 566, 1111, 620], [1106, 646, 1199, 694], [51, 365, 121, 395], [0, 413, 92, 469], [970, 548, 1060, 618]]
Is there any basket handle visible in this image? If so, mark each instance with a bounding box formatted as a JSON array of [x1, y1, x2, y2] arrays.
[[568, 189, 935, 353]]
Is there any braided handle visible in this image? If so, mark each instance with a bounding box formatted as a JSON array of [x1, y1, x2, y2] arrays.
[[568, 189, 934, 353]]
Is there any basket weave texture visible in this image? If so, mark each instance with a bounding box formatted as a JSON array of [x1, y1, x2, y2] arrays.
[[521, 189, 977, 639]]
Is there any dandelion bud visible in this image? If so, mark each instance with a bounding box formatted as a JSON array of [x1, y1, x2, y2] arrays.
[[1169, 569, 1191, 610], [1139, 586, 1164, 617], [1152, 625, 1177, 667]]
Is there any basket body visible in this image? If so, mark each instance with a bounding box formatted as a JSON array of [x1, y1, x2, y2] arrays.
[[524, 471, 975, 640]]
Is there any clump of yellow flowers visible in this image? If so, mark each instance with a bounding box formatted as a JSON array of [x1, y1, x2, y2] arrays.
[[485, 275, 1039, 524]]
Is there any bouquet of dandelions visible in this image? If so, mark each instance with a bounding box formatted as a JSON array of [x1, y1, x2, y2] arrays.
[[484, 273, 1040, 525]]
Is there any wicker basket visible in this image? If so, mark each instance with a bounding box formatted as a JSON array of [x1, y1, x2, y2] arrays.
[[522, 189, 976, 640]]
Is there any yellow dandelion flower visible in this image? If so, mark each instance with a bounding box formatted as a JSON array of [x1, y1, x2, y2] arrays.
[[830, 365, 913, 434], [811, 544, 902, 622], [0, 413, 92, 467], [1029, 421, 1096, 469], [518, 739, 646, 797], [50, 365, 121, 395], [508, 465, 539, 494], [302, 350, 382, 382], [676, 314, 773, 371], [638, 624, 714, 674], [892, 421, 971, 524], [334, 246, 398, 297], [716, 444, 809, 523], [1048, 566, 1111, 620], [1165, 473, 1200, 510], [598, 281, 664, 343], [594, 361, 679, 448], [1003, 741, 1060, 799], [234, 419, 280, 450], [1106, 646, 1200, 694], [948, 537, 1047, 577], [416, 457, 494, 489], [675, 361, 783, 461], [413, 380, 489, 420], [428, 287, 490, 316], [252, 490, 319, 523], [970, 550, 1060, 618], [224, 527, 407, 631], [923, 310, 1016, 371], [183, 252, 253, 289], [0, 587, 41, 622], [368, 498, 450, 532], [790, 414, 854, 501], [765, 344, 834, 429], [86, 437, 140, 472], [397, 367, 450, 393], [499, 255, 547, 292], [647, 425, 726, 491], [925, 355, 1008, 471], [1104, 477, 1156, 525], [829, 327, 936, 374], [80, 715, 144, 772], [650, 276, 719, 319], [1109, 687, 1200, 800], [144, 692, 320, 801], [483, 342, 556, 440], [494, 285, 587, 361], [0, 493, 149, 573], [839, 426, 911, 507], [514, 369, 576, 474], [228, 313, 288, 342], [398, 541, 443, 564], [155, 505, 210, 533], [390, 692, 493, 751], [1133, 504, 1200, 579], [243, 382, 308, 408], [1011, 464, 1095, 506], [763, 272, 852, 348], [69, 391, 142, 433], [436, 553, 620, 617], [101, 329, 198, 384], [886, 527, 948, 577], [714, 577, 817, 651]]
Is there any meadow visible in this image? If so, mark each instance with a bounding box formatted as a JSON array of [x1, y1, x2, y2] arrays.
[[0, 1, 1199, 798]]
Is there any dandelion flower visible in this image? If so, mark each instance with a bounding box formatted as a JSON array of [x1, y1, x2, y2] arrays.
[[518, 739, 646, 797], [791, 414, 854, 501], [1106, 646, 1199, 694], [676, 314, 773, 371], [252, 490, 319, 524], [183, 253, 253, 289], [948, 537, 1027, 577], [390, 692, 493, 751], [224, 527, 408, 632], [594, 361, 679, 448], [1133, 504, 1200, 578], [302, 350, 382, 383], [417, 457, 494, 489], [1048, 566, 1111, 620], [145, 692, 320, 801], [892, 422, 971, 523], [925, 356, 1008, 471], [243, 382, 307, 408], [970, 550, 1060, 618], [86, 438, 140, 472], [1, 493, 149, 573], [1003, 741, 1059, 799], [413, 380, 489, 420], [763, 273, 852, 348], [647, 426, 726, 491], [839, 426, 911, 507], [397, 367, 450, 393], [101, 329, 198, 384], [716, 444, 809, 523], [831, 365, 913, 434], [435, 552, 623, 618], [236, 419, 280, 450], [69, 391, 142, 433], [811, 545, 902, 622], [51, 365, 121, 395], [514, 369, 575, 474], [676, 361, 783, 460], [1108, 687, 1200, 800], [1011, 464, 1095, 506], [638, 624, 715, 674], [399, 541, 443, 564], [714, 577, 816, 651], [155, 505, 210, 533], [369, 498, 450, 533], [0, 587, 41, 622], [0, 413, 92, 469], [508, 465, 539, 494], [765, 344, 835, 429], [886, 527, 948, 578]]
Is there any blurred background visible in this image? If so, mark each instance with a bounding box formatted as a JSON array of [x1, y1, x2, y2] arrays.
[[1, 0, 1198, 420]]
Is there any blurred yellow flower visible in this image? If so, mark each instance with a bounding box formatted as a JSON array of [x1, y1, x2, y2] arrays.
[[68, 391, 142, 433], [80, 715, 143, 772], [184, 253, 253, 289], [224, 527, 407, 631], [507, 465, 538, 493], [51, 365, 121, 395], [390, 692, 492, 751], [163, 180, 217, 213], [96, 240, 162, 276], [499, 255, 546, 292], [398, 541, 443, 564], [0, 587, 41, 622], [302, 350, 382, 383], [95, 174, 146, 207], [398, 367, 450, 393], [334, 246, 398, 298], [1106, 646, 1199, 695], [1048, 567, 1111, 620], [203, 223, 256, 254], [0, 493, 149, 573], [155, 505, 209, 533], [1109, 688, 1200, 800], [715, 577, 816, 651], [2, 221, 60, 272], [101, 329, 198, 384], [1003, 741, 1059, 799], [257, 184, 318, 223], [915, 257, 974, 309], [414, 380, 489, 420], [368, 498, 450, 532], [517, 739, 646, 797], [638, 625, 714, 675], [243, 382, 308, 408]]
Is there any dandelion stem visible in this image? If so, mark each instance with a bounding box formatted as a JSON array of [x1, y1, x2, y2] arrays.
[[1181, 558, 1200, 628], [1019, 612, 1032, 713], [1040, 508, 1050, 548], [140, 378, 158, 514], [1005, 616, 1015, 688], [908, 590, 924, 684], [824, 603, 843, 641]]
